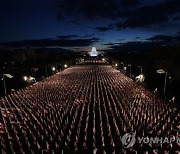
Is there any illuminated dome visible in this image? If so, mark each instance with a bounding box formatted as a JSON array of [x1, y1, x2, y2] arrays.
[[89, 47, 98, 57]]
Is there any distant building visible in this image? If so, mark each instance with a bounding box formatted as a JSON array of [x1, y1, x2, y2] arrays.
[[89, 47, 98, 57]]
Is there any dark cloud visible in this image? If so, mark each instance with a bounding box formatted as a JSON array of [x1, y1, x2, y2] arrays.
[[104, 33, 180, 52], [95, 24, 114, 32], [103, 43, 117, 46], [57, 35, 79, 39], [83, 34, 95, 38], [172, 14, 180, 21], [103, 42, 122, 46], [56, 0, 138, 21], [147, 34, 180, 45], [121, 0, 140, 6], [105, 41, 157, 52], [0, 36, 100, 48], [148, 35, 174, 42], [116, 0, 180, 29], [56, 0, 180, 30], [36, 47, 75, 53]]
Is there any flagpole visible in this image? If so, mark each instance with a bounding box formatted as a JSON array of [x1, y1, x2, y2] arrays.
[[3, 74, 7, 96]]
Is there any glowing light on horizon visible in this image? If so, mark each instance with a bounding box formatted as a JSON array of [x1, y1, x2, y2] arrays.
[[89, 47, 98, 57]]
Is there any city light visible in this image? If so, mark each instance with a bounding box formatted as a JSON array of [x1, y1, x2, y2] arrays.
[[23, 76, 28, 81], [115, 63, 118, 67], [23, 76, 36, 83], [135, 74, 145, 83], [156, 69, 165, 74], [52, 67, 56, 71], [156, 69, 167, 96], [64, 64, 68, 68], [29, 76, 36, 82], [89, 47, 98, 57]]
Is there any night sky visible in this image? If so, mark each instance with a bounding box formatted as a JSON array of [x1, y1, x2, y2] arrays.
[[0, 0, 180, 52]]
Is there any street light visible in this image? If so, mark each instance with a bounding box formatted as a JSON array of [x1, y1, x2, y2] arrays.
[[23, 76, 36, 83], [64, 64, 68, 68], [56, 63, 59, 71], [23, 76, 28, 81], [128, 64, 132, 77], [135, 74, 145, 83], [45, 65, 49, 77], [52, 67, 56, 71], [2, 74, 13, 95], [156, 69, 167, 96], [121, 62, 124, 70], [138, 66, 143, 74], [29, 76, 36, 82]]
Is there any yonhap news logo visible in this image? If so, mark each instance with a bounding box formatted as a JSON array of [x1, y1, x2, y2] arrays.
[[121, 132, 136, 148], [121, 133, 180, 148]]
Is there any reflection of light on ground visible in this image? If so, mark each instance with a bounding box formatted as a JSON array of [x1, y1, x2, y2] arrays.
[[89, 47, 98, 56]]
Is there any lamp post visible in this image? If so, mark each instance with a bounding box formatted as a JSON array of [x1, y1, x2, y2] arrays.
[[52, 67, 56, 71], [138, 66, 143, 74], [2, 74, 13, 95], [56, 63, 58, 72], [64, 64, 68, 69], [156, 69, 167, 96], [52, 67, 56, 74], [128, 64, 132, 77], [56, 63, 61, 71], [121, 62, 124, 70], [69, 60, 72, 67], [45, 65, 48, 77], [3, 74, 7, 96]]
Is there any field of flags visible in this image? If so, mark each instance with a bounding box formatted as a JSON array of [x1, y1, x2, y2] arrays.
[[0, 64, 179, 153]]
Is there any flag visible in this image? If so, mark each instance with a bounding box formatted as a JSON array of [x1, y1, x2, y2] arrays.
[[4, 74, 13, 78]]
